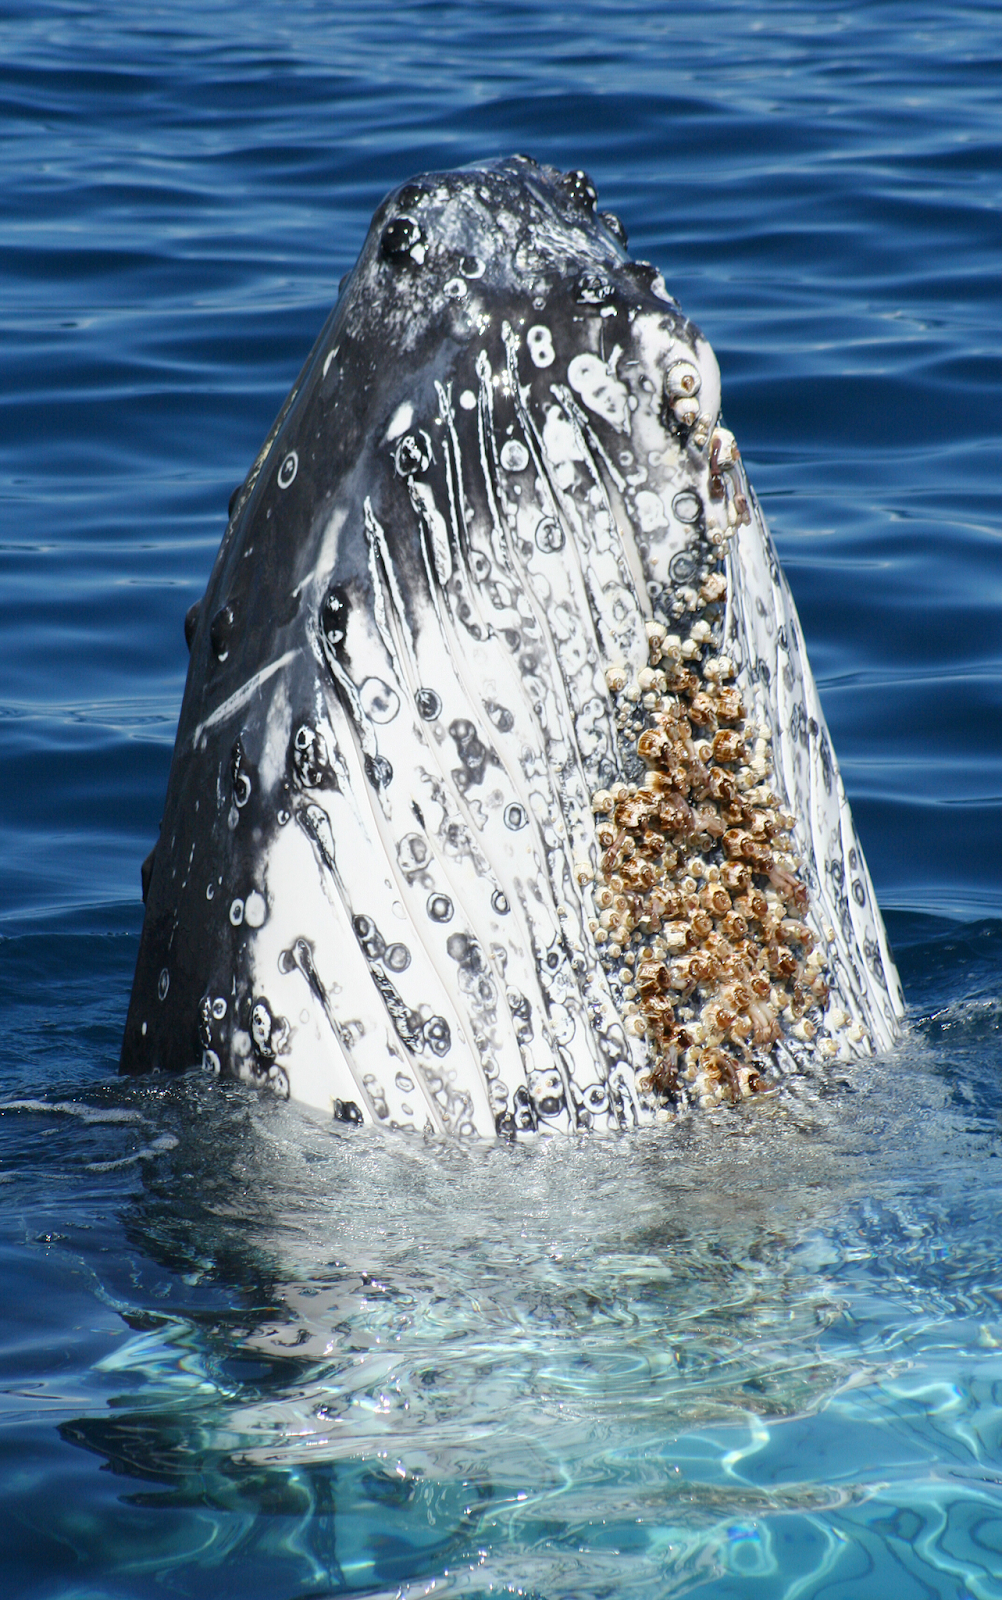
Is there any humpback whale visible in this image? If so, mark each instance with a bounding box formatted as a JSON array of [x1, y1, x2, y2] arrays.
[[121, 156, 904, 1135]]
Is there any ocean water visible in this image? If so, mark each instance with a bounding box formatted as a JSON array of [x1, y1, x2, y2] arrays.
[[2, 2, 1001, 1596]]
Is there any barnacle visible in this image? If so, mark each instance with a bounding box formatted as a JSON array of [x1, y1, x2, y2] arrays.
[[592, 558, 848, 1114]]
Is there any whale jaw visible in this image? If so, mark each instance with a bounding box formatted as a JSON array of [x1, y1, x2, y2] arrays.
[[121, 157, 903, 1135]]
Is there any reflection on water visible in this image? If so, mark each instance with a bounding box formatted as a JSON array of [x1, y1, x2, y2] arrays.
[[3, 924, 1001, 1598]]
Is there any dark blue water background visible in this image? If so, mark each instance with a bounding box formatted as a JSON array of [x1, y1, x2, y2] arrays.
[[2, 3, 1000, 1596]]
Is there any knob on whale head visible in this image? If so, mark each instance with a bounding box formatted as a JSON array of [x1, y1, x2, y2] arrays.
[[121, 157, 903, 1136]]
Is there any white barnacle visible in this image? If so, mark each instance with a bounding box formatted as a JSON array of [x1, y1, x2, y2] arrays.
[[665, 359, 701, 399]]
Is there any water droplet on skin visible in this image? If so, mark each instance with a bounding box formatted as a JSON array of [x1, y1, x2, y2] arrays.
[[277, 450, 298, 489], [427, 893, 454, 923], [416, 687, 442, 720], [158, 968, 169, 1000]]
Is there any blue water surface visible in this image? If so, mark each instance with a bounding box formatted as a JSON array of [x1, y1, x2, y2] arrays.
[[2, 3, 1001, 1597]]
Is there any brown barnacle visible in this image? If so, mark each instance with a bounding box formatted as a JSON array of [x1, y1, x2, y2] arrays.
[[768, 861, 808, 910], [700, 882, 731, 918], [780, 918, 814, 949], [767, 945, 799, 979], [635, 828, 665, 860], [715, 688, 745, 722], [688, 949, 716, 985], [614, 792, 656, 832], [699, 572, 727, 604], [747, 999, 780, 1045], [621, 858, 656, 892], [704, 768, 738, 804], [719, 860, 751, 892], [666, 666, 700, 696], [746, 839, 775, 870], [688, 691, 717, 727], [663, 921, 692, 955], [811, 976, 830, 1006], [721, 981, 752, 1013], [658, 793, 695, 836], [648, 886, 683, 923], [733, 494, 751, 526], [636, 961, 669, 1000], [636, 726, 671, 766], [789, 983, 812, 1019], [735, 889, 768, 922], [708, 473, 725, 501], [595, 821, 616, 851], [690, 910, 713, 941], [668, 955, 694, 990], [721, 910, 748, 942], [700, 1046, 742, 1104], [692, 804, 724, 840], [721, 828, 748, 860], [749, 972, 772, 1000], [647, 1051, 680, 1096]]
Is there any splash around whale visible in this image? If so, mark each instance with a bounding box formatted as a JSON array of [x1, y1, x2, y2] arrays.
[[121, 156, 904, 1136]]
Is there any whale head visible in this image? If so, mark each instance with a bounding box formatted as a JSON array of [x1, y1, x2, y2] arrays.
[[121, 156, 903, 1135]]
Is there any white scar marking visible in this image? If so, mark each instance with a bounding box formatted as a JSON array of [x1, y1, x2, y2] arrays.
[[191, 651, 297, 748]]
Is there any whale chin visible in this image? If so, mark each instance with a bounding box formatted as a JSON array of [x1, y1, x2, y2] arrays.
[[120, 155, 903, 1137]]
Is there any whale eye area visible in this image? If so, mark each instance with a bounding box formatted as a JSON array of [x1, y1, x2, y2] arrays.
[[381, 217, 422, 259]]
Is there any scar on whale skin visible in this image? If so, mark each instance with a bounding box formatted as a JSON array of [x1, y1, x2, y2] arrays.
[[120, 156, 904, 1136]]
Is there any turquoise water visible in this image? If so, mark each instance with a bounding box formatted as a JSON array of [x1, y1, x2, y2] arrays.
[[2, 3, 1001, 1595]]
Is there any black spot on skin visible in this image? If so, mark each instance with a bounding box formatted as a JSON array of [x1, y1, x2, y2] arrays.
[[333, 1099, 363, 1125], [396, 183, 428, 212], [210, 605, 234, 662], [320, 585, 351, 658], [381, 218, 422, 259], [561, 168, 598, 212]]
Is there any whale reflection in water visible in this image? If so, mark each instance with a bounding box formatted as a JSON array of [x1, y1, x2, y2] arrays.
[[121, 156, 903, 1136]]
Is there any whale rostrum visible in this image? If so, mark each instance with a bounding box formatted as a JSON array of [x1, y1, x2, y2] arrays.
[[121, 156, 904, 1135]]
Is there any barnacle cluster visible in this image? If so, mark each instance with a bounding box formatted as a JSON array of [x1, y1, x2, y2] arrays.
[[587, 570, 846, 1112]]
